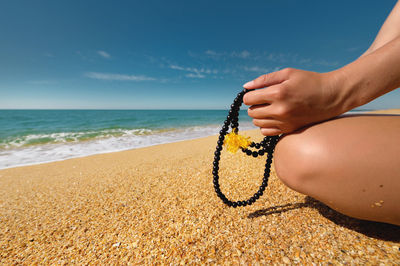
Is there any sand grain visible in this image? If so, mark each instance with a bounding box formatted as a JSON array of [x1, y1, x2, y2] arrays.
[[1, 110, 400, 264]]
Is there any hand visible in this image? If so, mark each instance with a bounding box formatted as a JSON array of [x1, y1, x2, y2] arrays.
[[243, 68, 346, 136]]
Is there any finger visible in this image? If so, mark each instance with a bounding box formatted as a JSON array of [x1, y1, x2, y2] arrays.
[[252, 118, 283, 128], [260, 127, 282, 136], [247, 104, 272, 119], [243, 68, 290, 90], [248, 104, 271, 119], [243, 84, 280, 106]]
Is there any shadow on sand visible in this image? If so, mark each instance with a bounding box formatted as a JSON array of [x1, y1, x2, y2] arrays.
[[248, 196, 400, 243]]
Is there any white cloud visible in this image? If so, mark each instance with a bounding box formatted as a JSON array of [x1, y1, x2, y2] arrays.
[[205, 50, 251, 59], [264, 52, 289, 63], [204, 50, 225, 59], [244, 66, 271, 73], [85, 72, 155, 81], [170, 64, 185, 71], [231, 50, 250, 59], [186, 73, 205, 78], [205, 50, 219, 56], [169, 64, 218, 76], [97, 50, 111, 59]]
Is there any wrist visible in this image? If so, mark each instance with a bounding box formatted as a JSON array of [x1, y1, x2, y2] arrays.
[[322, 68, 357, 115]]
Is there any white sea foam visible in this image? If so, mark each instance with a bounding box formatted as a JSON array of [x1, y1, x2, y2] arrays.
[[0, 128, 154, 149], [0, 122, 256, 169]]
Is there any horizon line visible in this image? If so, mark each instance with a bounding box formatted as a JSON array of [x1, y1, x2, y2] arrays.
[[0, 107, 378, 111]]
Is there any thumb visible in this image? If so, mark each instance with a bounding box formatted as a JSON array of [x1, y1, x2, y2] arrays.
[[243, 68, 291, 90]]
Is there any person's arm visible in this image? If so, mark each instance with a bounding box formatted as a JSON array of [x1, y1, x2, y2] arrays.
[[243, 2, 400, 136], [336, 36, 400, 112], [362, 1, 400, 57]]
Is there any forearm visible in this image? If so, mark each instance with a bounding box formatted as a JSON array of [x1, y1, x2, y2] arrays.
[[362, 1, 400, 57], [333, 36, 400, 111]]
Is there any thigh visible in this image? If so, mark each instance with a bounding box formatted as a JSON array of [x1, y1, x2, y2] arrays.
[[274, 114, 400, 225]]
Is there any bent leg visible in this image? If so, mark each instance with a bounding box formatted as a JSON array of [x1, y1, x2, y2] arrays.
[[273, 114, 400, 226]]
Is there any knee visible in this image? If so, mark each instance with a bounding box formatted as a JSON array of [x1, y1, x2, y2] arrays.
[[273, 129, 327, 194]]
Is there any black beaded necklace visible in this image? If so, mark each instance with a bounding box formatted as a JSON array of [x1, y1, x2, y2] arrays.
[[212, 89, 279, 207]]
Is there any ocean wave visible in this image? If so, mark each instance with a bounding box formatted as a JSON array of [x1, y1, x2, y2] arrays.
[[0, 128, 157, 150], [0, 122, 256, 169]]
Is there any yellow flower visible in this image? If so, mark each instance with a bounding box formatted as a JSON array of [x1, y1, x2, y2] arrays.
[[223, 130, 251, 153]]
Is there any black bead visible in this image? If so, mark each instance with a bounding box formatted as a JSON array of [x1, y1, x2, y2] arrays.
[[212, 91, 280, 207]]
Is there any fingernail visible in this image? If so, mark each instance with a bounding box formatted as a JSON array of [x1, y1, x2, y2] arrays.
[[243, 81, 254, 88]]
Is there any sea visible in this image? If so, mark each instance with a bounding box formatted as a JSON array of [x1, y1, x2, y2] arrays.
[[0, 110, 256, 169]]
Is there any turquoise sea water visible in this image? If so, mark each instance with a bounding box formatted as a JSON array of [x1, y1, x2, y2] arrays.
[[0, 110, 255, 169]]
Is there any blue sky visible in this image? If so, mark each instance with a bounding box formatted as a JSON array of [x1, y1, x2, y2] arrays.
[[0, 0, 399, 109]]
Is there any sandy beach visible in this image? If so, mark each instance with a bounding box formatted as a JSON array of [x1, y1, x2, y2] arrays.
[[1, 111, 399, 264]]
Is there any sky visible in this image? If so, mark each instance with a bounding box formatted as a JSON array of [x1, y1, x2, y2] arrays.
[[0, 0, 399, 110]]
